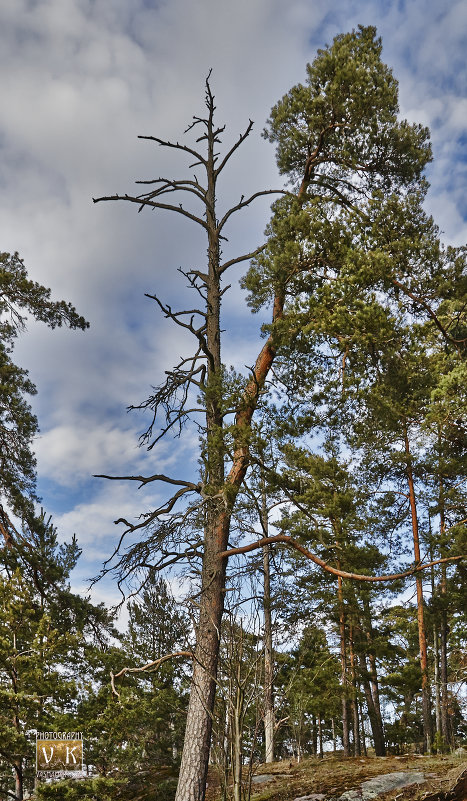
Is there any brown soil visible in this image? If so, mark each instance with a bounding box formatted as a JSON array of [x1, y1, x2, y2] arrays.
[[205, 754, 467, 801]]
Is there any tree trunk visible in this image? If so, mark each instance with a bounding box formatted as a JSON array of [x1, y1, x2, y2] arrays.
[[440, 561, 451, 748], [359, 651, 386, 756], [359, 700, 367, 757], [14, 759, 23, 801], [433, 623, 441, 741], [404, 424, 432, 754], [349, 627, 361, 756], [175, 512, 229, 801], [231, 667, 244, 801], [261, 480, 274, 764], [337, 573, 350, 756], [361, 596, 385, 748], [175, 93, 229, 801], [430, 553, 441, 745], [438, 467, 452, 750]]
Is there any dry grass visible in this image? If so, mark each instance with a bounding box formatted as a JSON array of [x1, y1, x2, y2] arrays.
[[205, 753, 467, 801]]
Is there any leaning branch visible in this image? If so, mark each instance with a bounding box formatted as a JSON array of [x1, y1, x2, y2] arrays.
[[219, 244, 267, 275], [217, 189, 287, 233], [214, 120, 254, 177], [219, 534, 465, 583]]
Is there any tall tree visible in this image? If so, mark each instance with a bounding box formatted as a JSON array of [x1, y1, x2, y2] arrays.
[[94, 27, 446, 800]]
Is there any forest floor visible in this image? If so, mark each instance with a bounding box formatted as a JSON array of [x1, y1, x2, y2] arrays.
[[205, 752, 467, 801]]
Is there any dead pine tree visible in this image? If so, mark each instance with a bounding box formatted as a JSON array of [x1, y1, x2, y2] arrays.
[[94, 75, 286, 801]]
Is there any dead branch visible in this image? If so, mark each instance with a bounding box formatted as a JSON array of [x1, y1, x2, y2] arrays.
[[135, 176, 207, 204], [137, 134, 207, 166], [93, 472, 198, 489], [92, 193, 208, 228], [217, 189, 287, 233], [219, 244, 267, 275], [111, 650, 194, 697], [213, 119, 254, 176]]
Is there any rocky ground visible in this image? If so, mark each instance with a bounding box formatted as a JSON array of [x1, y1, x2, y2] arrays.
[[205, 753, 467, 801]]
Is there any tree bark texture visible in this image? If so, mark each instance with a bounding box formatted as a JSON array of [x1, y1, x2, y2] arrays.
[[261, 479, 275, 763], [175, 511, 230, 801], [359, 650, 386, 756], [349, 627, 361, 756], [337, 573, 350, 756], [404, 424, 432, 754]]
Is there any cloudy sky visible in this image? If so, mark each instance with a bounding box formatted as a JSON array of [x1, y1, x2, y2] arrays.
[[1, 0, 466, 612]]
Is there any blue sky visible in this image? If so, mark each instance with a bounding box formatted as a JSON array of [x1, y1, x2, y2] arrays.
[[1, 0, 466, 615]]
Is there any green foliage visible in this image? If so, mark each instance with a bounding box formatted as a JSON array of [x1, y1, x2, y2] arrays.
[[0, 252, 88, 344], [35, 776, 123, 800], [0, 513, 117, 799], [0, 251, 88, 520], [74, 572, 190, 784], [264, 26, 430, 193]]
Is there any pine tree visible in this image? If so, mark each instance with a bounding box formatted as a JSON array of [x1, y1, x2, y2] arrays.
[[0, 251, 88, 526], [0, 513, 113, 801]]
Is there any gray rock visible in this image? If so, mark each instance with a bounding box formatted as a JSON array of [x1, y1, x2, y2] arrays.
[[251, 773, 275, 784], [337, 771, 425, 800], [294, 795, 326, 801]]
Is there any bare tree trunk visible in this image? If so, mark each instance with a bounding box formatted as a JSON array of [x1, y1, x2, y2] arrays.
[[337, 573, 350, 756], [440, 560, 451, 748], [176, 512, 229, 801], [14, 759, 23, 801], [431, 550, 442, 745], [361, 596, 385, 748], [359, 701, 367, 757], [261, 479, 274, 764], [437, 467, 452, 750], [404, 424, 432, 754], [359, 650, 386, 756], [231, 666, 244, 801], [349, 627, 361, 756], [433, 623, 441, 741], [368, 650, 384, 743], [175, 94, 228, 798]]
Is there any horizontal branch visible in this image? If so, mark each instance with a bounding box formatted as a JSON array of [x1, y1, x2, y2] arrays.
[[92, 194, 208, 229], [219, 534, 466, 583], [94, 473, 199, 490], [111, 651, 194, 697]]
